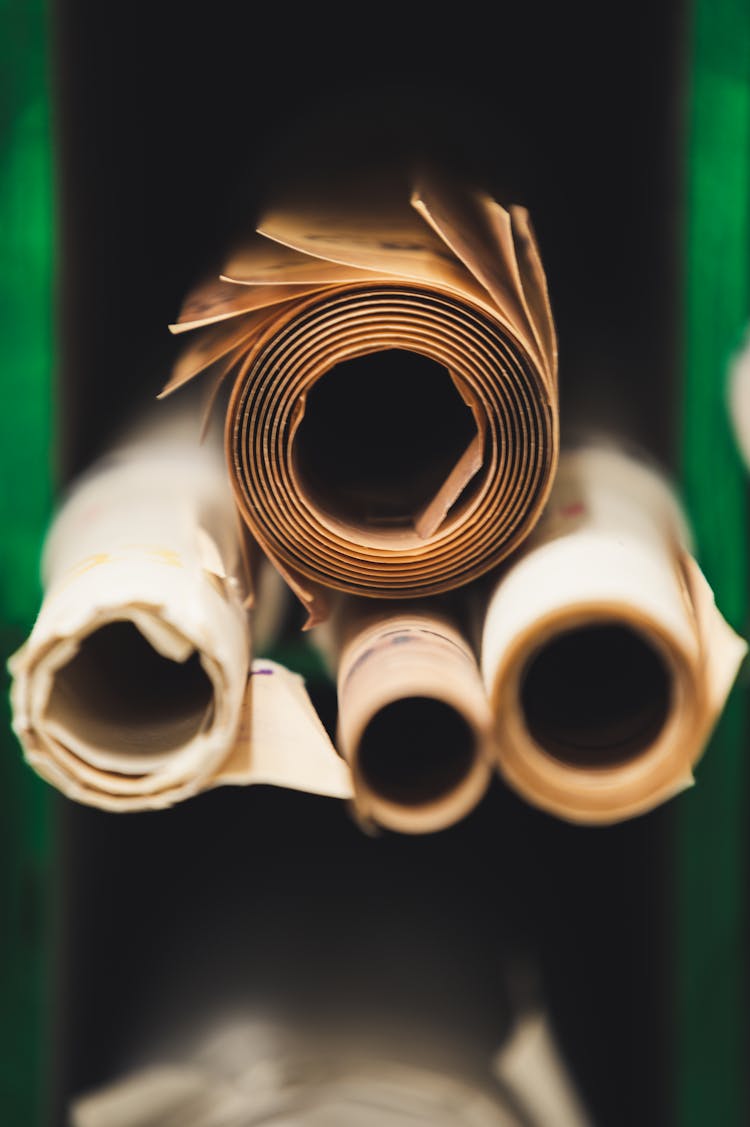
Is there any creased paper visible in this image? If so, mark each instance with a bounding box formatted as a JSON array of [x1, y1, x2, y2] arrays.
[[9, 406, 351, 810]]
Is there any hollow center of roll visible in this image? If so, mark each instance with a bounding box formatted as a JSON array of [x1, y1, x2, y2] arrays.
[[520, 623, 671, 768], [46, 620, 214, 760], [294, 350, 480, 532], [357, 697, 476, 807]]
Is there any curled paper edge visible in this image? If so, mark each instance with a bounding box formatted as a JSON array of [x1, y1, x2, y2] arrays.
[[214, 659, 353, 800]]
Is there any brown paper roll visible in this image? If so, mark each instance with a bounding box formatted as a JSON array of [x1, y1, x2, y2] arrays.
[[315, 600, 493, 834], [163, 175, 557, 623]]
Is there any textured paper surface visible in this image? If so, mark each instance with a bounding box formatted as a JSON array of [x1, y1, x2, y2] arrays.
[[163, 174, 558, 624], [481, 445, 747, 824]]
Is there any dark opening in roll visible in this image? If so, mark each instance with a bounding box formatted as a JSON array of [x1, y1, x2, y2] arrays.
[[357, 697, 476, 806], [294, 350, 479, 529], [520, 623, 672, 768], [46, 620, 214, 758]]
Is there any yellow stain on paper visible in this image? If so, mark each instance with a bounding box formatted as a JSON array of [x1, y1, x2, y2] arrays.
[[122, 545, 184, 567], [56, 547, 184, 594]]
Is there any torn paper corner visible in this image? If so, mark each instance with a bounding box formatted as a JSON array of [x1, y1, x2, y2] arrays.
[[214, 659, 353, 800]]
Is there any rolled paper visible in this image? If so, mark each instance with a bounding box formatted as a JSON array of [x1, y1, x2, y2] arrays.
[[9, 406, 351, 810], [162, 174, 558, 624], [481, 445, 747, 825], [316, 600, 493, 834]]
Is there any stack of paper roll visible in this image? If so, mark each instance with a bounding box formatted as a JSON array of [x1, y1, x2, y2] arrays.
[[8, 172, 745, 831]]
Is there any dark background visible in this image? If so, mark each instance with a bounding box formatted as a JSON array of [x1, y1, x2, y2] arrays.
[[51, 2, 685, 1123]]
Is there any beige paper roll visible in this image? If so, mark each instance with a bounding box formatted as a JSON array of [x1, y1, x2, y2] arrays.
[[481, 445, 746, 824], [9, 407, 351, 810], [316, 600, 493, 834], [162, 174, 558, 624]]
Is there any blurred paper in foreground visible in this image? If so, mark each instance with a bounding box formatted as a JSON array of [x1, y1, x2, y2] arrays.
[[481, 445, 746, 824], [71, 1012, 589, 1126], [9, 406, 351, 810]]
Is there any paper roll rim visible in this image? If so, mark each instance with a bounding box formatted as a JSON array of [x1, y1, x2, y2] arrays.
[[12, 594, 248, 808], [338, 610, 495, 834], [222, 282, 558, 605], [486, 600, 702, 825]]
